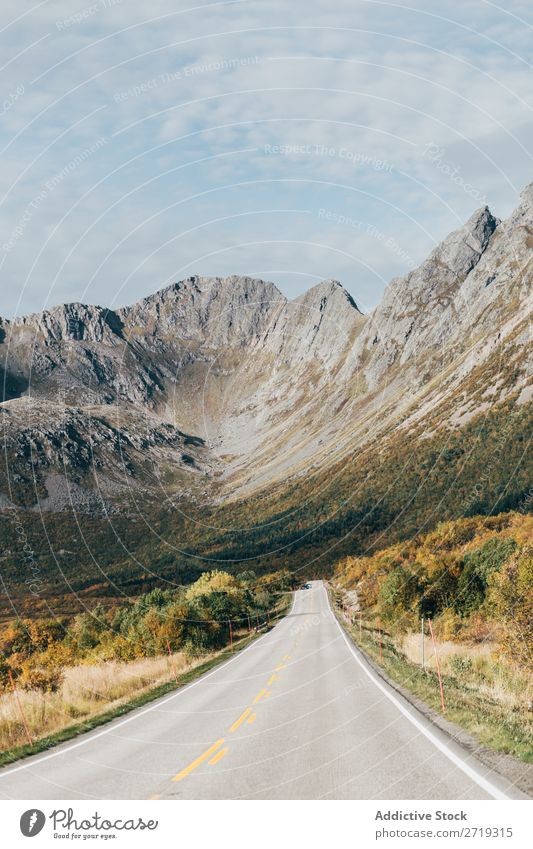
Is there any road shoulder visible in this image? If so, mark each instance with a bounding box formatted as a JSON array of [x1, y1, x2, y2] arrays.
[[330, 591, 532, 799]]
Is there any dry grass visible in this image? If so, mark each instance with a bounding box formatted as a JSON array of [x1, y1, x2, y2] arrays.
[[344, 613, 533, 760], [0, 653, 194, 752], [397, 631, 532, 714], [398, 632, 492, 667]]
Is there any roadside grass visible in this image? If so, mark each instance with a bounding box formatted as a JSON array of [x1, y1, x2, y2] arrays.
[[0, 654, 191, 755], [335, 608, 533, 763], [0, 594, 291, 768]]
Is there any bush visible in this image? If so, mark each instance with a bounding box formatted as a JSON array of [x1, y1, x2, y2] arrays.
[[456, 537, 517, 616], [0, 568, 283, 685], [448, 655, 473, 677], [435, 607, 463, 641], [19, 662, 63, 692], [487, 545, 533, 670], [419, 563, 458, 618], [379, 566, 421, 626]]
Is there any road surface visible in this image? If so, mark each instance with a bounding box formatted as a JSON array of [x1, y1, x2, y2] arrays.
[[0, 582, 525, 799]]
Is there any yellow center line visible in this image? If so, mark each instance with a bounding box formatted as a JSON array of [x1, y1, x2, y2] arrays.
[[172, 640, 294, 784], [229, 707, 252, 733], [209, 747, 228, 765], [147, 794, 160, 800], [172, 738, 225, 782]]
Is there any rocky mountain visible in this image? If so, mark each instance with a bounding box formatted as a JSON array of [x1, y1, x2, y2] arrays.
[[0, 184, 531, 516]]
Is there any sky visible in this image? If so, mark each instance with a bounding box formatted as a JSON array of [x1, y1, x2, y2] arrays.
[[0, 0, 531, 318]]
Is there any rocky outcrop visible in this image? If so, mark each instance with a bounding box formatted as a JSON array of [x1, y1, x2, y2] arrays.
[[119, 275, 285, 348], [0, 398, 211, 509], [260, 280, 364, 369], [358, 206, 501, 389], [12, 302, 124, 344]]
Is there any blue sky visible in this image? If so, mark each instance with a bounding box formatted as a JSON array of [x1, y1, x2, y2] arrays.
[[0, 0, 531, 318]]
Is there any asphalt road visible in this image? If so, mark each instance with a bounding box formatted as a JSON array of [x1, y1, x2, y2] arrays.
[[0, 582, 525, 800]]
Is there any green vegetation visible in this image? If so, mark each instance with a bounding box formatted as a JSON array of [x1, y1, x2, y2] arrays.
[[333, 512, 533, 761], [1, 400, 530, 616], [455, 537, 517, 616], [1, 568, 290, 688], [0, 569, 291, 754]]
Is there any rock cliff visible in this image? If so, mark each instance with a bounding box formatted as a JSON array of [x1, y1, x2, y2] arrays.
[[0, 184, 531, 509]]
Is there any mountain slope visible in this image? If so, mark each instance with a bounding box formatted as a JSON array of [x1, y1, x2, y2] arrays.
[[0, 183, 531, 598]]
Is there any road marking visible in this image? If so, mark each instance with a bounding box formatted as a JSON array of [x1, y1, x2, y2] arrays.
[[282, 654, 291, 660], [0, 594, 298, 782], [172, 738, 225, 782], [229, 708, 252, 733], [171, 617, 296, 781], [324, 586, 512, 801], [147, 794, 160, 800], [253, 688, 268, 704], [209, 747, 228, 765], [275, 663, 286, 672]]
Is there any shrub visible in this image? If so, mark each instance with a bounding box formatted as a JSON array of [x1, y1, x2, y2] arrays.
[[448, 655, 474, 677], [435, 608, 463, 641], [455, 537, 517, 616], [19, 662, 63, 692], [487, 545, 533, 670], [379, 566, 421, 626], [419, 563, 458, 618]]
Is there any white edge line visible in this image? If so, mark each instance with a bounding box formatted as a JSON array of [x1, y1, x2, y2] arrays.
[[0, 591, 296, 778], [323, 585, 511, 801]]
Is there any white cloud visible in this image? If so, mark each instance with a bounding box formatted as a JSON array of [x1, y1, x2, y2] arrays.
[[0, 0, 531, 317]]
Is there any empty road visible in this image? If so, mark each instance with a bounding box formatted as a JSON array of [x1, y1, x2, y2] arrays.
[[0, 582, 524, 800]]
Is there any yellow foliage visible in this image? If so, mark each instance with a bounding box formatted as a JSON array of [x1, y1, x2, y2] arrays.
[[335, 510, 532, 658], [185, 570, 239, 601], [487, 544, 533, 670]]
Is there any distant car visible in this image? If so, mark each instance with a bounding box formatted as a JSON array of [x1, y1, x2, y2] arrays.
[[303, 583, 311, 589]]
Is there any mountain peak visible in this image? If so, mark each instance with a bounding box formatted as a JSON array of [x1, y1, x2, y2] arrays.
[[463, 205, 500, 252], [0, 182, 530, 511], [429, 205, 499, 280], [294, 279, 363, 314], [117, 275, 286, 348], [12, 301, 122, 344], [121, 274, 285, 314]]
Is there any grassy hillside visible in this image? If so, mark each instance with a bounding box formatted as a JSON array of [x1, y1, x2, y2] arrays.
[[1, 398, 530, 616]]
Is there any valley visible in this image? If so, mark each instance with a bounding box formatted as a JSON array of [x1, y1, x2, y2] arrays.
[[0, 184, 531, 602]]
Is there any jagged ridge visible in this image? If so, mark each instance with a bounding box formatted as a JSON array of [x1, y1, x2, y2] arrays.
[[0, 182, 531, 510]]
